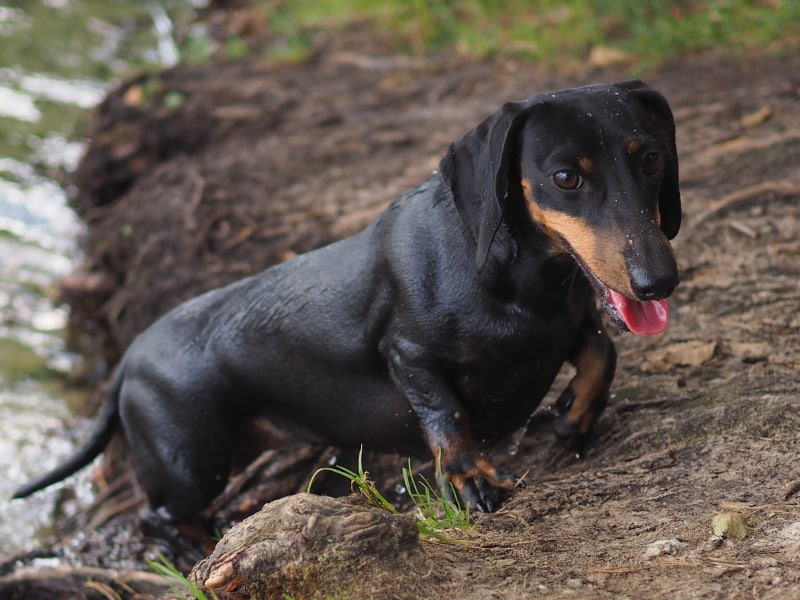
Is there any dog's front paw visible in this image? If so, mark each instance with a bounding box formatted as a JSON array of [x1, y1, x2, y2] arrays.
[[553, 386, 607, 458], [443, 457, 525, 513], [553, 414, 591, 457]]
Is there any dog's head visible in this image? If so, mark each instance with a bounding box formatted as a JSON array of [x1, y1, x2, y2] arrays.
[[440, 80, 681, 335]]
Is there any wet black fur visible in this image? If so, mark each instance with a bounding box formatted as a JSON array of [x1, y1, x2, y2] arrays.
[[14, 80, 681, 524]]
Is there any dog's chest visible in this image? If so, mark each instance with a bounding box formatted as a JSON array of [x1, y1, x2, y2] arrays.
[[457, 302, 578, 382], [454, 342, 573, 444]]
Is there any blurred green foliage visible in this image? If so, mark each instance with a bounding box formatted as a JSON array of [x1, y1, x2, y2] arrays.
[[251, 0, 800, 68]]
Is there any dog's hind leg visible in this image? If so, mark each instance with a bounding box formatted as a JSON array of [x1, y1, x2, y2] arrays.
[[128, 400, 237, 560], [128, 419, 235, 523], [118, 375, 238, 516], [554, 312, 617, 456]]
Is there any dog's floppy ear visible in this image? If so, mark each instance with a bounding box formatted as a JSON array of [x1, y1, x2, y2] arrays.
[[619, 80, 681, 240], [440, 100, 534, 271]]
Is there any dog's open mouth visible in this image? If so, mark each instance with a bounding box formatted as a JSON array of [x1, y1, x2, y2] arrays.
[[602, 288, 669, 336], [562, 241, 670, 336]]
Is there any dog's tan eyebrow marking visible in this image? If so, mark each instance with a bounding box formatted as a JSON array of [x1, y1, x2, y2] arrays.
[[578, 156, 594, 174], [626, 139, 640, 154]]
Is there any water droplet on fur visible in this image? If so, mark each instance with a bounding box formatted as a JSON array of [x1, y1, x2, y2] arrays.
[[506, 423, 529, 456]]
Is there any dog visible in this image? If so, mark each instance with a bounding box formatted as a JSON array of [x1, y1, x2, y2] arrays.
[[14, 80, 680, 531]]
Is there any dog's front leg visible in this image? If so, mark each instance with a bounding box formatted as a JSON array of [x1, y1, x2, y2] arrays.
[[384, 340, 521, 512], [554, 312, 617, 455]]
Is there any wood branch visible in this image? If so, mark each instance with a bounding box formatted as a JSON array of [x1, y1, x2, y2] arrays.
[[0, 566, 170, 600], [685, 177, 800, 236], [190, 494, 420, 600]]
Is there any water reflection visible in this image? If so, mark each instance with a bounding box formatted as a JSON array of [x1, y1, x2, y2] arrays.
[[0, 0, 199, 556]]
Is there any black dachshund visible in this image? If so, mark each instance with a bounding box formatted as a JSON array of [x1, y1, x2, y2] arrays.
[[14, 80, 679, 529]]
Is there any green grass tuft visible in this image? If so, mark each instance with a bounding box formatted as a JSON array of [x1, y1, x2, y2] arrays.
[[307, 446, 399, 514], [402, 454, 471, 541], [308, 446, 471, 541], [241, 0, 800, 69], [147, 553, 215, 600]]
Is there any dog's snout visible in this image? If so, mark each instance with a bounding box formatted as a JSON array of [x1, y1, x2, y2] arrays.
[[629, 263, 679, 300], [624, 230, 680, 301]]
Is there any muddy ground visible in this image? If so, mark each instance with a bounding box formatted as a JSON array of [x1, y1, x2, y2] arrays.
[[2, 23, 800, 600]]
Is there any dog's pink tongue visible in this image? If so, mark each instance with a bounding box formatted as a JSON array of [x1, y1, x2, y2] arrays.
[[608, 290, 670, 335]]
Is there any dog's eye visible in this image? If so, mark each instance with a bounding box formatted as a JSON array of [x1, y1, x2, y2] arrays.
[[552, 169, 582, 190], [642, 152, 663, 175]]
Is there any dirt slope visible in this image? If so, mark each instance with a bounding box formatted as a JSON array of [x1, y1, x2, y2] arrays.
[[4, 39, 799, 599]]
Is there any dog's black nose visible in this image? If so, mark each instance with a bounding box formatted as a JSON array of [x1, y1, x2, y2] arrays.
[[629, 264, 679, 300]]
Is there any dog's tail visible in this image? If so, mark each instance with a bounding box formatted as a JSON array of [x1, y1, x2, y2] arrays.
[[12, 361, 126, 499]]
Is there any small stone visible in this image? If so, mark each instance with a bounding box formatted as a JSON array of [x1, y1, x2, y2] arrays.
[[779, 521, 800, 542], [643, 538, 687, 560], [712, 511, 748, 540]]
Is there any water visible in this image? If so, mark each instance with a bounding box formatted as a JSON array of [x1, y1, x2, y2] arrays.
[[0, 0, 200, 558]]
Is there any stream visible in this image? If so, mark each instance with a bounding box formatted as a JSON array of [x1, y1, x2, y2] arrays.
[[0, 0, 199, 559]]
